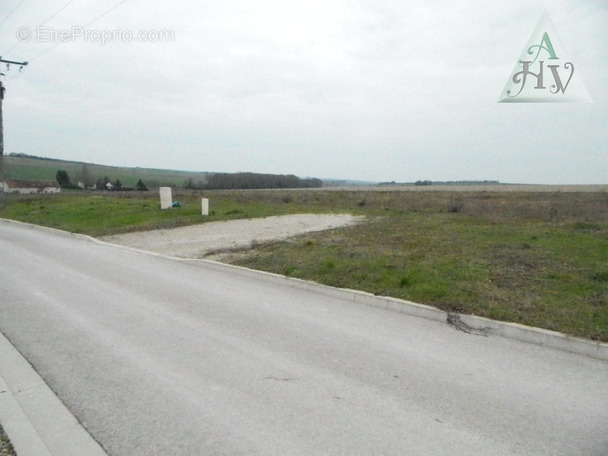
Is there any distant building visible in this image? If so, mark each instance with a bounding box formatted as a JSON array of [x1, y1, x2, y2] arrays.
[[78, 181, 96, 190], [1, 179, 61, 194]]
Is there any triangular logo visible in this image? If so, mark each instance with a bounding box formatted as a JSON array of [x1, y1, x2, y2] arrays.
[[498, 11, 591, 103]]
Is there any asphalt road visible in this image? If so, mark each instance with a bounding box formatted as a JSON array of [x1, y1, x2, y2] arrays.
[[1, 219, 607, 456]]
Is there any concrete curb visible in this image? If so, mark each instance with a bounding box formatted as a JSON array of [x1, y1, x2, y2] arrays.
[[3, 217, 607, 361], [182, 258, 608, 361], [0, 332, 109, 456]]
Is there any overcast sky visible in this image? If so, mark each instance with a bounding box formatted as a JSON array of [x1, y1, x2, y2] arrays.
[[1, 0, 606, 184]]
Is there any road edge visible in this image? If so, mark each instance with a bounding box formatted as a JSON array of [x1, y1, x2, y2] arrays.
[[0, 332, 109, 456], [2, 219, 608, 362], [85, 225, 608, 362], [188, 257, 608, 361], [3, 218, 608, 363]]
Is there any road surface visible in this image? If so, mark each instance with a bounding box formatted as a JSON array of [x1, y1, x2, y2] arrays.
[[1, 219, 607, 455]]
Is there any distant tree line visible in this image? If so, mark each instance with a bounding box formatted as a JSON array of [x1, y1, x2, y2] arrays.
[[56, 170, 148, 191], [56, 168, 322, 191], [378, 180, 500, 187], [183, 177, 206, 190], [205, 172, 322, 190], [415, 180, 500, 186], [94, 176, 148, 191]]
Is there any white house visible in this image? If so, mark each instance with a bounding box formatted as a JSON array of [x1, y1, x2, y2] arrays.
[[78, 181, 97, 190], [1, 179, 62, 194]]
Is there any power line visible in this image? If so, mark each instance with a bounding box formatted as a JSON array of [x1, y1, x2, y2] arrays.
[[27, 0, 131, 63], [82, 0, 130, 28], [2, 0, 77, 56], [2, 41, 21, 58], [0, 0, 26, 27], [24, 40, 59, 63], [39, 0, 77, 27]]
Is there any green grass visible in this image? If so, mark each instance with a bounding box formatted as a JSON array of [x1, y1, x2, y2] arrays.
[[234, 213, 608, 340], [0, 191, 330, 236], [3, 155, 209, 188], [1, 188, 607, 341]]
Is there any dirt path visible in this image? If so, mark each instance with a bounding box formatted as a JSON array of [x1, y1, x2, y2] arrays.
[[100, 213, 364, 259]]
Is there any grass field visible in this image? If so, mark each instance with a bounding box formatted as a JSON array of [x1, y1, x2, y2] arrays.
[[3, 155, 209, 188], [1, 187, 607, 341]]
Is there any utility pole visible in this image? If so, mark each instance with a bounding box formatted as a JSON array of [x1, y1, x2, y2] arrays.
[[0, 57, 28, 210]]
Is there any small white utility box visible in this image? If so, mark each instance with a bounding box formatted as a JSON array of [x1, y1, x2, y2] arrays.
[[160, 187, 172, 210], [202, 198, 209, 216]]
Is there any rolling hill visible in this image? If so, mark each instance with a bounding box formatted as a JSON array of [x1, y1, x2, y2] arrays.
[[3, 154, 210, 189]]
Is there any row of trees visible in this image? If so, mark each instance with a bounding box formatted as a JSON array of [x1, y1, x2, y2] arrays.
[[56, 170, 148, 191], [378, 180, 501, 187], [204, 172, 322, 190], [56, 169, 323, 191]]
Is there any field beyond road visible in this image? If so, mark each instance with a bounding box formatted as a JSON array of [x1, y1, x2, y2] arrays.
[[1, 186, 607, 341]]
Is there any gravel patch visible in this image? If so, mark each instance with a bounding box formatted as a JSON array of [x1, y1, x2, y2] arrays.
[[100, 214, 364, 259]]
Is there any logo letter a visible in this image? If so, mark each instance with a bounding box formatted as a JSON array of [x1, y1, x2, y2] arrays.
[[527, 32, 558, 62]]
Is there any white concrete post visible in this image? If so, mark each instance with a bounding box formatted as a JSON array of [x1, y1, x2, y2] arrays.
[[201, 198, 209, 216], [160, 187, 172, 210]]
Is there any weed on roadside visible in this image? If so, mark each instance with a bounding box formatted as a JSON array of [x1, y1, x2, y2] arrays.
[[0, 424, 16, 456]]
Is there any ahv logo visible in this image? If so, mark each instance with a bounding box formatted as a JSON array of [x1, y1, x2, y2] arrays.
[[498, 11, 591, 103]]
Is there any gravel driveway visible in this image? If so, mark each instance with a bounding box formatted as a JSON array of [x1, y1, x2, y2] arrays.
[[99, 213, 364, 259]]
